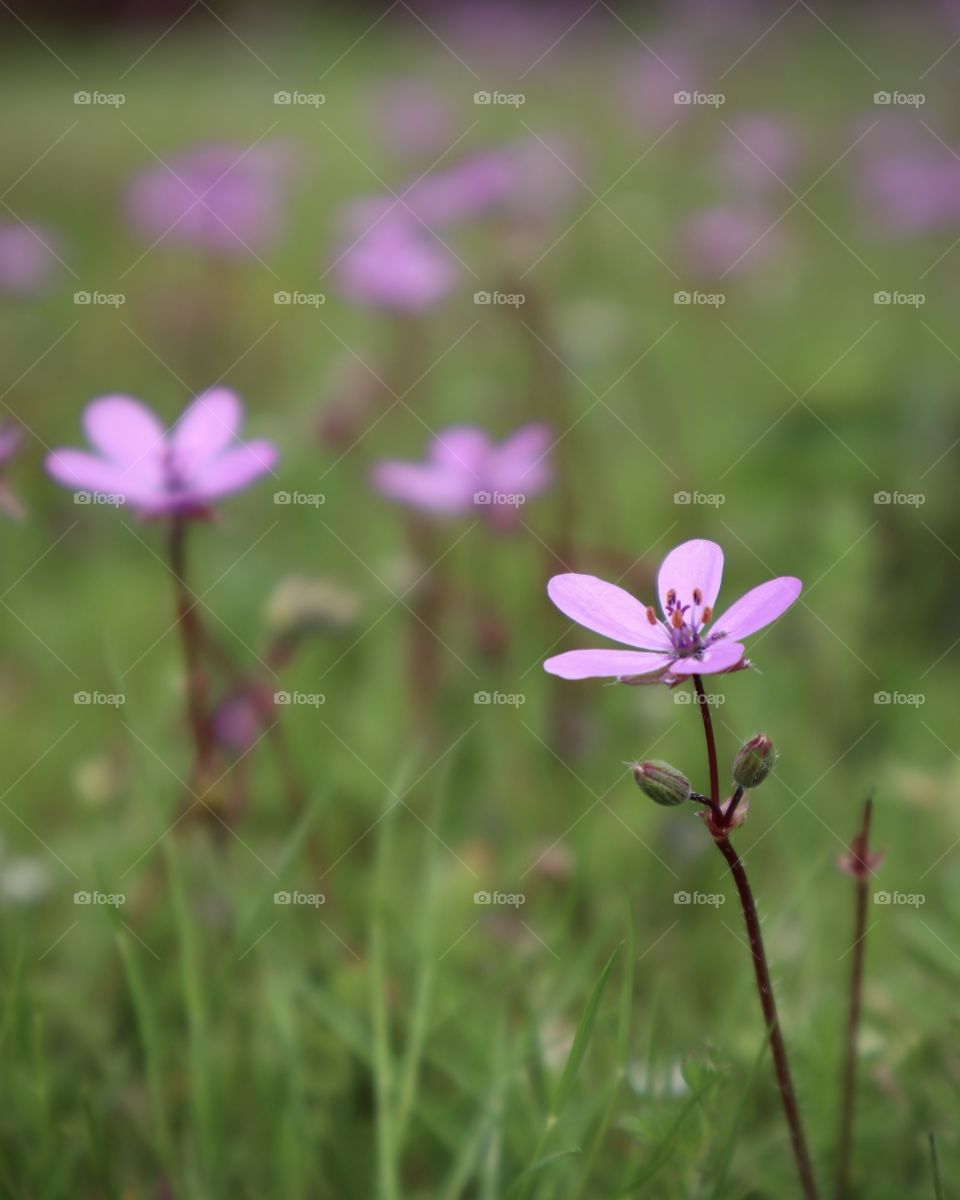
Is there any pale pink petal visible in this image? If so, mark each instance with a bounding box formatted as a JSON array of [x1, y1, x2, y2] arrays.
[[543, 648, 675, 680], [371, 461, 474, 515], [488, 423, 553, 497], [668, 640, 746, 676], [44, 449, 160, 506], [82, 395, 165, 466], [191, 440, 277, 500], [658, 539, 724, 615], [709, 577, 802, 640], [547, 574, 673, 651], [171, 388, 242, 465], [429, 426, 491, 477]]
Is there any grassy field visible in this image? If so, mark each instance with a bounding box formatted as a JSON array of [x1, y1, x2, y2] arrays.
[[0, 4, 959, 1196]]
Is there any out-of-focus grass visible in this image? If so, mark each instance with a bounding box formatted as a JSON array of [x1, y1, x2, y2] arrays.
[[0, 9, 959, 1197]]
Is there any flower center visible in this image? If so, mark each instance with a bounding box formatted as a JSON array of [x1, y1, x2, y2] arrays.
[[652, 586, 718, 658]]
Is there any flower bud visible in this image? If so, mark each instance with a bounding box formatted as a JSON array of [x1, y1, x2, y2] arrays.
[[633, 760, 691, 807], [732, 734, 775, 789]]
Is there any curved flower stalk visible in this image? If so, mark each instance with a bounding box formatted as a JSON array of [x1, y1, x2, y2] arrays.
[[543, 538, 820, 1199], [44, 389, 309, 830]]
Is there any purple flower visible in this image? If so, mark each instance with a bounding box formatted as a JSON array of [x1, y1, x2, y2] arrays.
[[861, 149, 960, 236], [719, 115, 801, 191], [125, 141, 290, 257], [46, 389, 277, 516], [337, 223, 459, 313], [543, 539, 801, 683], [373, 79, 457, 160], [681, 205, 787, 277], [0, 223, 60, 295], [371, 424, 552, 523]]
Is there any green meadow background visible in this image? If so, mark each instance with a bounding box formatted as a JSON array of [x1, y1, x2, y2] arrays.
[[0, 5, 958, 1196]]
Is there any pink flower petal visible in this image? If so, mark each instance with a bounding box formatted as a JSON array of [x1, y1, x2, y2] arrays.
[[543, 648, 675, 680], [44, 449, 160, 506], [547, 574, 673, 652], [709, 577, 802, 641], [668, 640, 745, 676], [488, 423, 553, 497], [172, 388, 242, 465], [191, 440, 277, 500], [370, 461, 474, 514], [429, 426, 490, 477], [83, 395, 165, 467], [658, 539, 724, 615]]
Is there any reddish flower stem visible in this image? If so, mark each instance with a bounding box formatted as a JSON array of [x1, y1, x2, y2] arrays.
[[835, 798, 873, 1200], [167, 517, 215, 773], [692, 675, 820, 1200]]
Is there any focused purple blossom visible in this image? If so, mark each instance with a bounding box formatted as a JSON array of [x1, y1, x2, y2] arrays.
[[0, 224, 60, 295], [125, 142, 290, 257], [371, 424, 553, 524], [544, 538, 801, 683], [46, 389, 277, 516], [337, 224, 459, 313]]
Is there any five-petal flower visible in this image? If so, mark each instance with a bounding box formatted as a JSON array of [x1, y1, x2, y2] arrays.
[[543, 539, 801, 683], [46, 389, 277, 516]]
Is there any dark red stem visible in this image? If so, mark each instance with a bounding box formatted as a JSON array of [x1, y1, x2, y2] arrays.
[[167, 517, 215, 772], [835, 798, 873, 1200], [692, 678, 820, 1199]]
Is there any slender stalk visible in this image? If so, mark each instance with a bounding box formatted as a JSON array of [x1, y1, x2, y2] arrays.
[[692, 675, 720, 805], [167, 516, 215, 773], [835, 798, 873, 1200], [692, 676, 820, 1200]]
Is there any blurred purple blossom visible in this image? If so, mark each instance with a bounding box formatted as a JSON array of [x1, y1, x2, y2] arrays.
[[720, 115, 802, 191], [371, 424, 553, 524], [125, 141, 291, 257], [337, 224, 459, 313], [0, 224, 61, 295], [861, 148, 960, 236], [46, 389, 277, 516], [373, 79, 457, 160], [681, 205, 786, 277]]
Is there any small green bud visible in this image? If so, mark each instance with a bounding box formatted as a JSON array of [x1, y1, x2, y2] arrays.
[[633, 760, 691, 807], [732, 734, 775, 789]]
